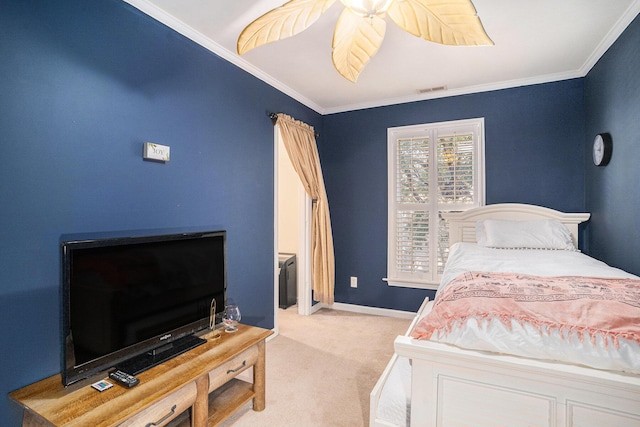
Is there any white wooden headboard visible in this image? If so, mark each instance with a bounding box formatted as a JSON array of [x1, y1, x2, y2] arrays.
[[442, 204, 590, 248]]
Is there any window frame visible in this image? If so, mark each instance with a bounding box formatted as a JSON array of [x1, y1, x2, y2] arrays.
[[385, 118, 486, 290]]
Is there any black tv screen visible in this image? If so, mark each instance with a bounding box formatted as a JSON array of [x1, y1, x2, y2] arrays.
[[61, 229, 226, 386]]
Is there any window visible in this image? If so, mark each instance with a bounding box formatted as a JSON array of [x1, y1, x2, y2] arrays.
[[386, 118, 485, 289]]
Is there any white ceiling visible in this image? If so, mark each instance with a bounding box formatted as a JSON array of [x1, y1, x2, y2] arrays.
[[124, 0, 640, 114]]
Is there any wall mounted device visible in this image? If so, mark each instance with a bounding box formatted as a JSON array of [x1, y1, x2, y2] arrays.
[[143, 142, 171, 162]]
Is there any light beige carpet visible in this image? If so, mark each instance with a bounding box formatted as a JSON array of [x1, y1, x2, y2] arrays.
[[221, 307, 412, 427]]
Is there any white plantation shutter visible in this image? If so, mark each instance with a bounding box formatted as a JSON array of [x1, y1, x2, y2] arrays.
[[387, 118, 485, 289], [395, 209, 430, 274], [438, 133, 475, 204]]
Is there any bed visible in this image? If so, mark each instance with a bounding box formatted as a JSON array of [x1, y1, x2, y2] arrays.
[[370, 204, 640, 427]]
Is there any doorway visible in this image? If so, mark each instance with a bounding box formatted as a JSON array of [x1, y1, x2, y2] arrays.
[[274, 126, 313, 333]]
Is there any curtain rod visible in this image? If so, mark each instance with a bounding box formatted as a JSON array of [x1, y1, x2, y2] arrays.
[[268, 112, 319, 138]]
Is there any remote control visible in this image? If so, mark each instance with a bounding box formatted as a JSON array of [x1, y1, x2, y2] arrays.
[[109, 370, 140, 388]]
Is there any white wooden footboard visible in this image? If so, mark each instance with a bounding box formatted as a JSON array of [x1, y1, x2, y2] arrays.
[[395, 335, 640, 427]]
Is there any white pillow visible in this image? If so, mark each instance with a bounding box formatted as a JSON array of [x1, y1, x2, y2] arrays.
[[476, 219, 576, 250]]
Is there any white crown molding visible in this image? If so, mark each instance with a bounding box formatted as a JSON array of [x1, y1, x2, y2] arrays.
[[327, 0, 640, 115], [578, 0, 640, 76], [123, 0, 640, 116], [324, 70, 584, 115], [121, 0, 324, 114]]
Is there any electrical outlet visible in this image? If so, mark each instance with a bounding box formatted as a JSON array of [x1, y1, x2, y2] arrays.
[[350, 276, 357, 288]]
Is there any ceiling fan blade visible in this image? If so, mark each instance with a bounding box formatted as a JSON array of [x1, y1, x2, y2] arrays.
[[387, 0, 493, 46], [332, 9, 386, 82], [237, 0, 337, 55]]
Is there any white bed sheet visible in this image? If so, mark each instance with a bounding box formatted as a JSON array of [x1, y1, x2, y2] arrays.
[[375, 356, 411, 427], [440, 242, 638, 291], [430, 243, 640, 374]]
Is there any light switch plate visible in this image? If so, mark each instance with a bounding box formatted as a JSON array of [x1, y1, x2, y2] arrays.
[[143, 142, 170, 162]]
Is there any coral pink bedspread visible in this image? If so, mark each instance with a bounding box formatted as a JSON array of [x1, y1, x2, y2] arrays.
[[412, 271, 640, 348]]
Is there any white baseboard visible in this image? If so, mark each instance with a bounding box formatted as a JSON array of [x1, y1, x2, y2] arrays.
[[319, 302, 416, 319]]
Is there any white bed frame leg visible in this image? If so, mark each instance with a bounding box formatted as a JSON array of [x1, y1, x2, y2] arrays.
[[410, 360, 435, 427]]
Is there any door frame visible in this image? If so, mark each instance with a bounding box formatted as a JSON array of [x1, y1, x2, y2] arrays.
[[273, 126, 313, 333]]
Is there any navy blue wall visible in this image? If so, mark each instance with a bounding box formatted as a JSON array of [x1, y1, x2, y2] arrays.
[[2, 0, 638, 425], [584, 14, 640, 274], [321, 80, 586, 311], [0, 0, 320, 425]]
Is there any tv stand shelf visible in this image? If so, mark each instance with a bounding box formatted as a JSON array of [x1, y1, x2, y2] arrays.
[[9, 324, 273, 427]]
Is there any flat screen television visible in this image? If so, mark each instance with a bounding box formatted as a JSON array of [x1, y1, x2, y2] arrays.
[[61, 229, 227, 386]]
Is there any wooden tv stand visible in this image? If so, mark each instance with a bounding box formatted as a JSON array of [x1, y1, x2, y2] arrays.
[[9, 324, 273, 427]]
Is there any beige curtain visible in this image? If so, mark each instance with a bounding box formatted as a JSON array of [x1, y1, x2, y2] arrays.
[[276, 113, 335, 305]]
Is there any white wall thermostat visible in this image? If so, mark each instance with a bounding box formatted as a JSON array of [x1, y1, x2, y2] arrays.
[[143, 142, 170, 162]]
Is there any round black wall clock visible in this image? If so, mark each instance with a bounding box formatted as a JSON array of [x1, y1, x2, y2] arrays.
[[592, 133, 612, 166]]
